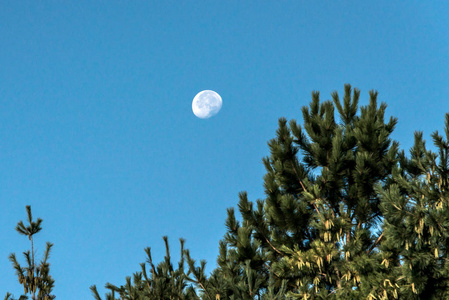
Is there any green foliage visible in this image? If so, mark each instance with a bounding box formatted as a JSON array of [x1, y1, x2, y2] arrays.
[[378, 113, 449, 299], [94, 85, 449, 299], [6, 206, 55, 300], [90, 237, 199, 300], [212, 84, 400, 299]]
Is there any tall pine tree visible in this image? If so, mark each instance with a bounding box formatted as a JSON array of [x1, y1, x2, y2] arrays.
[[200, 84, 399, 299]]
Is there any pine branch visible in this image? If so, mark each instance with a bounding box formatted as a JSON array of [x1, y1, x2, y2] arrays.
[[289, 160, 308, 193], [263, 236, 283, 255], [289, 159, 321, 216], [366, 232, 383, 254], [89, 286, 102, 300]]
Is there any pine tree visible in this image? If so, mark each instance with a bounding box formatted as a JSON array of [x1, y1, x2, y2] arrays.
[[209, 84, 399, 299], [6, 206, 55, 300], [90, 237, 199, 300], [378, 113, 449, 299]]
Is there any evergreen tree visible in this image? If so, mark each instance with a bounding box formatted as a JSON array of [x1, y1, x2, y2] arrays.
[[90, 237, 199, 300], [378, 113, 449, 299], [202, 84, 399, 299], [6, 206, 55, 300]]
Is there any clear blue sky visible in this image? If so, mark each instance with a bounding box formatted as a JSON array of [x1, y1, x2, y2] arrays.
[[1, 2, 448, 299]]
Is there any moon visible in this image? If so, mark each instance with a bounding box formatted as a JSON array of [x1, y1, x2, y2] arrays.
[[192, 90, 222, 119]]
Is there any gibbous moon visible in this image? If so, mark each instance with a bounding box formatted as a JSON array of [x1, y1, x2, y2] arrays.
[[192, 90, 222, 119]]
